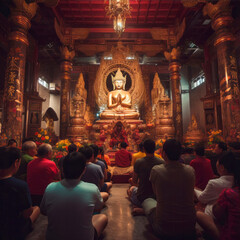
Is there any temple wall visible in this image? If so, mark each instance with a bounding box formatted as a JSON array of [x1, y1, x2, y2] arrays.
[[180, 66, 190, 134], [190, 82, 206, 132]]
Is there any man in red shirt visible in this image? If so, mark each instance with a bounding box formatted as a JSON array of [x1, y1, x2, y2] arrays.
[[115, 142, 132, 167], [27, 143, 60, 206], [190, 143, 214, 190]]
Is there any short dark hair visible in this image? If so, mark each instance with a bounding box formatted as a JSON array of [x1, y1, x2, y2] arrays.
[[0, 147, 21, 169], [217, 142, 227, 152], [163, 139, 182, 161], [228, 141, 240, 150], [89, 144, 99, 158], [38, 144, 52, 157], [68, 143, 77, 154], [194, 143, 205, 156], [120, 142, 128, 149], [218, 151, 236, 174], [182, 147, 194, 154], [143, 139, 155, 154], [7, 139, 17, 146], [98, 146, 104, 155], [78, 146, 93, 160], [139, 142, 144, 152], [63, 152, 86, 179]]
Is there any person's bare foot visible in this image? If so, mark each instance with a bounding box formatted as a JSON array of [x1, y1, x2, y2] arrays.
[[132, 207, 145, 216]]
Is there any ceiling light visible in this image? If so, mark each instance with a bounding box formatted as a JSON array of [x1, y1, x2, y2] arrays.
[[106, 0, 132, 37]]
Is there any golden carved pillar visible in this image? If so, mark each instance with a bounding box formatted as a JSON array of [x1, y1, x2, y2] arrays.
[[164, 47, 182, 141], [60, 45, 75, 139], [2, 2, 37, 143], [203, 0, 240, 139]]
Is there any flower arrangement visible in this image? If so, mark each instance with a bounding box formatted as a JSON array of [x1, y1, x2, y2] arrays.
[[55, 139, 71, 152], [156, 138, 166, 149], [183, 140, 195, 148], [208, 129, 224, 146], [74, 141, 82, 149], [34, 128, 51, 146], [52, 149, 68, 165]]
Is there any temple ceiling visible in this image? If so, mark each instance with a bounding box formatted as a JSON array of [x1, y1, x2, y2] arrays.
[[0, 0, 239, 65]]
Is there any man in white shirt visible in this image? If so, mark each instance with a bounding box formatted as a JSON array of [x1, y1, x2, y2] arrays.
[[195, 151, 235, 216]]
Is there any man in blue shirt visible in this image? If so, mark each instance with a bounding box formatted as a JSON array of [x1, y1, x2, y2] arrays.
[[40, 151, 108, 240]]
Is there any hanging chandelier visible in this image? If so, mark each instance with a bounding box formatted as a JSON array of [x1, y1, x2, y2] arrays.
[[106, 0, 131, 37]]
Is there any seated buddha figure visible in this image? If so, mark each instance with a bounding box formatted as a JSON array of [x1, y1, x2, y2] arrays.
[[100, 68, 139, 119]]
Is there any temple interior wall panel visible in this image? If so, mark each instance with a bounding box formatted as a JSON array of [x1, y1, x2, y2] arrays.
[[180, 65, 191, 134], [190, 82, 206, 132]]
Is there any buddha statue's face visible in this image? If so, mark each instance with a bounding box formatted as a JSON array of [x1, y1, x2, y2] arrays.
[[114, 80, 124, 90]]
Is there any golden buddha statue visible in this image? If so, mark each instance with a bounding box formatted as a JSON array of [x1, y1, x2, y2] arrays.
[[100, 68, 139, 119]]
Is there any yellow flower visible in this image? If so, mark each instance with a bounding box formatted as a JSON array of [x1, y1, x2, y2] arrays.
[[44, 130, 47, 135], [38, 134, 41, 138], [45, 136, 49, 140]]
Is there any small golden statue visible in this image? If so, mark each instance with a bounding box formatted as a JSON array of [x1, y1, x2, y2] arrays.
[[72, 73, 87, 118], [100, 68, 139, 119]]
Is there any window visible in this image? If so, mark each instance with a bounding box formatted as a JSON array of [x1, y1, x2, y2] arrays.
[[191, 72, 205, 90], [38, 77, 49, 89]]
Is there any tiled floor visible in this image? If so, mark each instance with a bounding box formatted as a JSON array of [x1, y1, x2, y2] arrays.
[[26, 183, 159, 240]]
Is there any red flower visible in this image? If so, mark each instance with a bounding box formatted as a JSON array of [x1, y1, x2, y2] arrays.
[[41, 136, 45, 141], [35, 132, 38, 136]]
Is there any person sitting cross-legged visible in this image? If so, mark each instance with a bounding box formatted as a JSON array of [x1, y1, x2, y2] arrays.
[[0, 147, 40, 240], [97, 146, 112, 182], [190, 143, 214, 190], [27, 143, 60, 206], [143, 139, 196, 240], [127, 139, 164, 215], [195, 151, 235, 217], [15, 141, 37, 181], [115, 142, 132, 167], [79, 145, 109, 203], [90, 144, 112, 193], [58, 143, 77, 179], [196, 151, 240, 240], [131, 142, 145, 166], [40, 152, 108, 240]]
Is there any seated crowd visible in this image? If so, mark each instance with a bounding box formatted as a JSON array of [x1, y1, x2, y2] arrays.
[[0, 137, 240, 240]]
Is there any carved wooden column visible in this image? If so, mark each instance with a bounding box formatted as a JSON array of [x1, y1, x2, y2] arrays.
[[164, 47, 182, 141], [60, 45, 75, 139], [203, 0, 240, 139], [2, 2, 37, 143]]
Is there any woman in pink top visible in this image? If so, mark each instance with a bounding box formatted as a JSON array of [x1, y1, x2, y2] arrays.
[[196, 151, 240, 240]]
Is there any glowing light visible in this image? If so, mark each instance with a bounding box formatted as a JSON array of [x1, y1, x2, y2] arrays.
[[106, 0, 131, 37]]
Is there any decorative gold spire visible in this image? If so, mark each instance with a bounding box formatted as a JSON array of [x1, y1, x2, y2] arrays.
[[111, 68, 126, 83]]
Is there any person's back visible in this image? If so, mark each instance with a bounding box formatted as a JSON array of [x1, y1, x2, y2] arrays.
[[41, 152, 107, 240], [151, 162, 196, 236], [0, 147, 40, 240], [81, 163, 103, 189], [41, 180, 102, 240], [131, 142, 145, 166], [15, 141, 37, 181], [195, 151, 235, 216], [27, 144, 59, 205], [0, 177, 32, 239], [144, 139, 196, 239], [190, 143, 214, 190], [115, 142, 132, 167], [134, 140, 164, 203]]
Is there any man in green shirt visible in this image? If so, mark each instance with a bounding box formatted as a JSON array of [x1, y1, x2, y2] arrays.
[[15, 141, 37, 181]]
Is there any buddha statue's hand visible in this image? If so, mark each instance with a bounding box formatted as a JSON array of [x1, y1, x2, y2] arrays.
[[117, 94, 122, 105]]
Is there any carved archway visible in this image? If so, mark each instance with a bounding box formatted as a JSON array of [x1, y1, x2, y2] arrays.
[[94, 42, 145, 111]]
